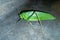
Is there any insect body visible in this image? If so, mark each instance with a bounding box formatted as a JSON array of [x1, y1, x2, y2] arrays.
[[18, 10, 56, 21]]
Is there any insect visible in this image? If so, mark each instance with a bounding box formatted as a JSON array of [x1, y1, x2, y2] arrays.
[[17, 10, 56, 22]]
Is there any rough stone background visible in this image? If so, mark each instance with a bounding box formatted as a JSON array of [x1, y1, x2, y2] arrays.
[[0, 0, 60, 40]]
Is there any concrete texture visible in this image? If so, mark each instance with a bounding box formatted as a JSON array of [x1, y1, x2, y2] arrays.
[[0, 0, 60, 40]]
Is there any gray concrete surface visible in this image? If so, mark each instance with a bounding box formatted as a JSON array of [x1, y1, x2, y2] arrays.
[[0, 0, 60, 40]]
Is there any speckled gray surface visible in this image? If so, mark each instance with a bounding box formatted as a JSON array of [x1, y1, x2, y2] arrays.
[[0, 0, 60, 40]]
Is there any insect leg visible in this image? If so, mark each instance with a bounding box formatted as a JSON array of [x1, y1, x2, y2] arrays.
[[27, 11, 35, 20], [35, 12, 43, 26], [26, 11, 37, 31], [15, 8, 21, 23], [35, 12, 46, 39], [16, 18, 21, 23]]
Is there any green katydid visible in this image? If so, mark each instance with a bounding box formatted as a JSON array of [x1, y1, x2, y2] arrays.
[[18, 10, 56, 21]]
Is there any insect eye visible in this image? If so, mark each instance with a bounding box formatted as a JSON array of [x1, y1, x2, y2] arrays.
[[19, 11, 56, 21]]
